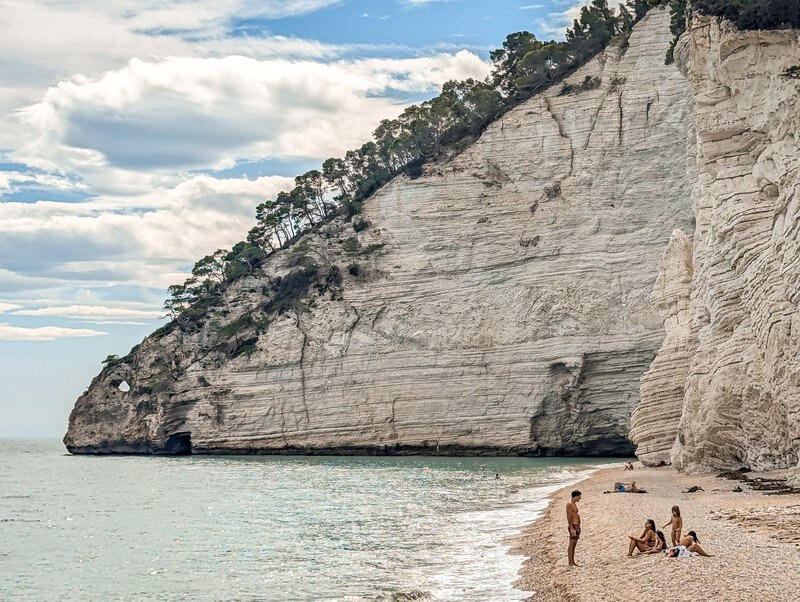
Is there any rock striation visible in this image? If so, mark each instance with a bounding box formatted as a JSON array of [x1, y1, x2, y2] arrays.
[[631, 16, 800, 477], [629, 229, 693, 465], [65, 10, 694, 456]]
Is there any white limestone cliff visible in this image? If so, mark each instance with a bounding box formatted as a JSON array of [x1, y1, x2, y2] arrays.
[[64, 10, 694, 455], [632, 16, 800, 478], [629, 229, 693, 465]]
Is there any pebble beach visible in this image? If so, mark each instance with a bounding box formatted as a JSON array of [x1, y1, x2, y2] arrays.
[[512, 465, 800, 601]]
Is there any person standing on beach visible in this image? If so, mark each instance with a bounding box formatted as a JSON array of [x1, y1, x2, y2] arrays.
[[566, 490, 581, 567], [662, 505, 683, 546]]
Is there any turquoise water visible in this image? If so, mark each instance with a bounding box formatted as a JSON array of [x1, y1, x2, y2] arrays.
[[1, 440, 614, 601]]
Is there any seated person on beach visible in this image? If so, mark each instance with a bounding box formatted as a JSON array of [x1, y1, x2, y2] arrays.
[[662, 505, 683, 546], [627, 519, 658, 556], [642, 531, 667, 554], [623, 462, 634, 471]]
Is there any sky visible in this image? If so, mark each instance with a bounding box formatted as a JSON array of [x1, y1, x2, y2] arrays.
[[0, 0, 590, 438]]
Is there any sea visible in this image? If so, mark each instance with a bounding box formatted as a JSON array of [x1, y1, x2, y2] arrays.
[[0, 439, 618, 601]]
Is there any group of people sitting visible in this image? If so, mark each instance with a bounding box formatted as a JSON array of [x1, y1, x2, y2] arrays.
[[627, 506, 712, 558]]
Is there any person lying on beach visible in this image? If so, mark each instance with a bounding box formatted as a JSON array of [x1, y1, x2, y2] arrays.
[[609, 481, 646, 493], [662, 505, 683, 546], [677, 530, 712, 557], [627, 519, 658, 556]]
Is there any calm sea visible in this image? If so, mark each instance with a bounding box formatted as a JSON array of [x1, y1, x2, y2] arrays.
[[0, 439, 614, 601]]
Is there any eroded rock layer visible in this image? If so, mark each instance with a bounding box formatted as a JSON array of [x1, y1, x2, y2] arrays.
[[629, 230, 693, 466], [636, 17, 800, 475], [65, 10, 693, 455]]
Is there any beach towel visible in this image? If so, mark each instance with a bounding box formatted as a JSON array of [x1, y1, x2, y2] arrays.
[[665, 546, 697, 558]]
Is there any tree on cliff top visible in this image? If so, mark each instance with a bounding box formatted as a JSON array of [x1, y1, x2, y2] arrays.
[[162, 0, 657, 327]]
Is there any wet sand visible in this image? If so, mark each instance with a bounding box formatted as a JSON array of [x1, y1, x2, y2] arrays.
[[512, 465, 800, 601]]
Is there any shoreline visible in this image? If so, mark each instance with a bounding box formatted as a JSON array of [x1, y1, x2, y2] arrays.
[[511, 465, 800, 601]]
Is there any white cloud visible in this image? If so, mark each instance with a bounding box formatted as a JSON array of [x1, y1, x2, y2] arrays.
[[0, 0, 491, 319], [0, 323, 107, 341], [0, 302, 22, 313], [14, 52, 489, 177], [0, 173, 297, 296], [539, 0, 592, 38], [12, 305, 162, 319], [0, 1, 351, 152]]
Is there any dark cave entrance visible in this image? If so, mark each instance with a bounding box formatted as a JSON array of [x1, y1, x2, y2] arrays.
[[160, 431, 192, 455]]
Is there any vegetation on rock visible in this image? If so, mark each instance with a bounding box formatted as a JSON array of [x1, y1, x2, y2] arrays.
[[161, 0, 662, 335]]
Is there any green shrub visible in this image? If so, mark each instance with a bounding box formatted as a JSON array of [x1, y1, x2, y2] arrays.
[[134, 373, 172, 396], [404, 158, 425, 179], [353, 218, 370, 233], [783, 65, 800, 79], [559, 75, 601, 96], [266, 264, 320, 314], [216, 315, 255, 339], [342, 237, 362, 254], [102, 354, 122, 367], [231, 337, 258, 358]]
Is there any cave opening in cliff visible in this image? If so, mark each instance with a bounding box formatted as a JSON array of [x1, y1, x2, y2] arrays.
[[161, 431, 192, 455]]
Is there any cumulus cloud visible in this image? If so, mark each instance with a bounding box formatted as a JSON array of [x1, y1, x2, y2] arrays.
[[0, 323, 107, 341], [14, 52, 489, 176], [0, 1, 356, 152], [0, 0, 491, 320], [0, 171, 85, 195], [0, 174, 296, 294]]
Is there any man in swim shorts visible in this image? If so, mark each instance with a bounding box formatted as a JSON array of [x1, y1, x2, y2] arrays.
[[566, 490, 581, 567]]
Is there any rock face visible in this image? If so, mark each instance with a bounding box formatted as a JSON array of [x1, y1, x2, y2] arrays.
[[64, 10, 694, 456], [629, 230, 693, 465], [632, 17, 800, 476]]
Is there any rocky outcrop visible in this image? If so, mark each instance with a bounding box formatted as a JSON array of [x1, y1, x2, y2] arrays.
[[632, 17, 800, 477], [629, 230, 693, 465], [65, 9, 694, 456]]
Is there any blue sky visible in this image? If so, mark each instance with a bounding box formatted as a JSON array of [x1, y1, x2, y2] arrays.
[[0, 0, 588, 437]]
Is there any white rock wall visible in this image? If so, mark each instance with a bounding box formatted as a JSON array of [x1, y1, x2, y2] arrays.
[[630, 17, 800, 476], [65, 9, 693, 455], [669, 17, 800, 475], [629, 229, 693, 465]]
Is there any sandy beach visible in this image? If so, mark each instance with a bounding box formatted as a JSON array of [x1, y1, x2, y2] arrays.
[[512, 465, 800, 601]]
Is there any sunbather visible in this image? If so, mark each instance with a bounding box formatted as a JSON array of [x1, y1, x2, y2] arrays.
[[627, 519, 658, 556]]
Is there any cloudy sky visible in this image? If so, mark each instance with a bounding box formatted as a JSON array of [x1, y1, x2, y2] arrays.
[[0, 0, 588, 437]]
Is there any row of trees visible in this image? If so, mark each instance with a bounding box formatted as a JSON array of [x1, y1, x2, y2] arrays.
[[163, 0, 660, 324]]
